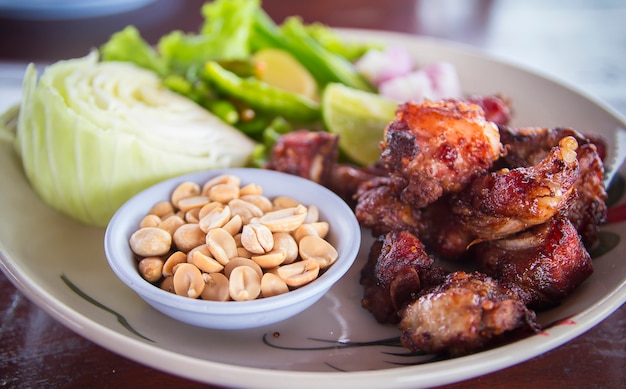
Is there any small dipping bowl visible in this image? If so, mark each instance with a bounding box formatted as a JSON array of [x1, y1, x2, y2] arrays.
[[104, 168, 361, 330]]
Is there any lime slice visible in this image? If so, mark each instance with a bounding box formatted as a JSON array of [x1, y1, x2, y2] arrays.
[[253, 48, 319, 100], [321, 83, 398, 166]]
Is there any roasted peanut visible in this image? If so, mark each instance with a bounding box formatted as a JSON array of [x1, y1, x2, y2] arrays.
[[201, 272, 230, 301], [251, 250, 286, 269], [240, 223, 274, 254], [178, 195, 210, 212], [201, 174, 241, 196], [206, 228, 237, 265], [207, 183, 240, 203], [228, 265, 261, 301], [149, 201, 175, 218], [199, 205, 231, 233], [272, 232, 299, 264], [188, 244, 224, 273], [158, 214, 185, 236], [272, 196, 300, 210], [160, 276, 175, 293], [276, 259, 320, 287], [299, 235, 338, 269], [259, 204, 307, 232], [239, 183, 263, 196], [228, 199, 263, 224], [304, 204, 319, 224], [198, 201, 222, 220], [184, 207, 201, 224], [139, 214, 161, 228], [162, 251, 187, 277], [171, 181, 201, 209], [222, 214, 243, 236], [138, 257, 164, 283], [223, 257, 263, 280], [292, 221, 329, 243], [173, 263, 205, 298], [261, 273, 289, 297], [130, 227, 172, 257], [240, 194, 273, 213], [172, 223, 205, 253]]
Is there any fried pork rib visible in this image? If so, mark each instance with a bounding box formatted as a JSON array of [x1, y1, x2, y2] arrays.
[[473, 216, 593, 309], [466, 94, 513, 126], [354, 176, 424, 237], [380, 98, 503, 208], [360, 230, 444, 324], [498, 126, 607, 248], [498, 126, 607, 167], [399, 271, 539, 357], [265, 129, 339, 187], [452, 136, 580, 241], [417, 196, 476, 260]]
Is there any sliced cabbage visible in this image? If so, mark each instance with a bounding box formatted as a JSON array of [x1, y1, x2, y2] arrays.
[[15, 52, 256, 227]]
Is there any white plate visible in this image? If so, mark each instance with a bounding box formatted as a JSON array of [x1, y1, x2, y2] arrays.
[[1, 29, 625, 389]]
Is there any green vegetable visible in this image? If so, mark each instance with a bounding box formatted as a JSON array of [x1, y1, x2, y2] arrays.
[[247, 117, 292, 167], [206, 99, 240, 124], [100, 26, 168, 76], [303, 22, 376, 62], [0, 103, 19, 143], [158, 0, 259, 76], [252, 11, 375, 92], [203, 61, 320, 122], [322, 83, 398, 165], [14, 53, 256, 227]]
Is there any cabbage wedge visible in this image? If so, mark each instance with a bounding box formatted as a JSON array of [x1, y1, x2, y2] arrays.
[[15, 53, 256, 227]]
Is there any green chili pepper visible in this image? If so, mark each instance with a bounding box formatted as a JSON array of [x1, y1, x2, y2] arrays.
[[249, 144, 268, 168], [202, 61, 320, 122], [261, 116, 291, 147], [163, 74, 193, 95], [205, 99, 239, 124], [236, 115, 271, 136]]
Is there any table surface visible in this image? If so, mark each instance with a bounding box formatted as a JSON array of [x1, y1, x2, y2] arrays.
[[0, 0, 624, 388]]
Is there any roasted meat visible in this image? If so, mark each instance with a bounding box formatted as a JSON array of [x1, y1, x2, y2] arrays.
[[466, 94, 513, 126], [380, 98, 503, 208], [473, 215, 594, 309], [498, 126, 607, 167], [354, 176, 423, 237], [566, 141, 607, 247], [416, 196, 476, 260], [265, 129, 339, 187], [399, 271, 540, 357], [452, 136, 580, 241], [328, 163, 388, 206], [360, 230, 445, 324], [497, 126, 607, 248]]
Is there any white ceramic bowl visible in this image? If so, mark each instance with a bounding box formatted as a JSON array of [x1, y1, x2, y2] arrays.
[[104, 168, 361, 330]]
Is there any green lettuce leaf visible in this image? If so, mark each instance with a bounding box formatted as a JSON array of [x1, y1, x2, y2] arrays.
[[100, 25, 168, 76], [158, 0, 260, 76]]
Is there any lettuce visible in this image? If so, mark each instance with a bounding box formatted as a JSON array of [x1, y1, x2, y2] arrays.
[[15, 52, 256, 227], [157, 0, 259, 76], [100, 25, 167, 76]]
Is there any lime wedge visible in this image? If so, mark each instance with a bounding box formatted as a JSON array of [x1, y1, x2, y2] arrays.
[[253, 48, 319, 101], [321, 83, 398, 166]]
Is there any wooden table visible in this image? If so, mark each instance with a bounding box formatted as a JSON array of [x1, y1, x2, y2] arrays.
[[0, 1, 624, 388]]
